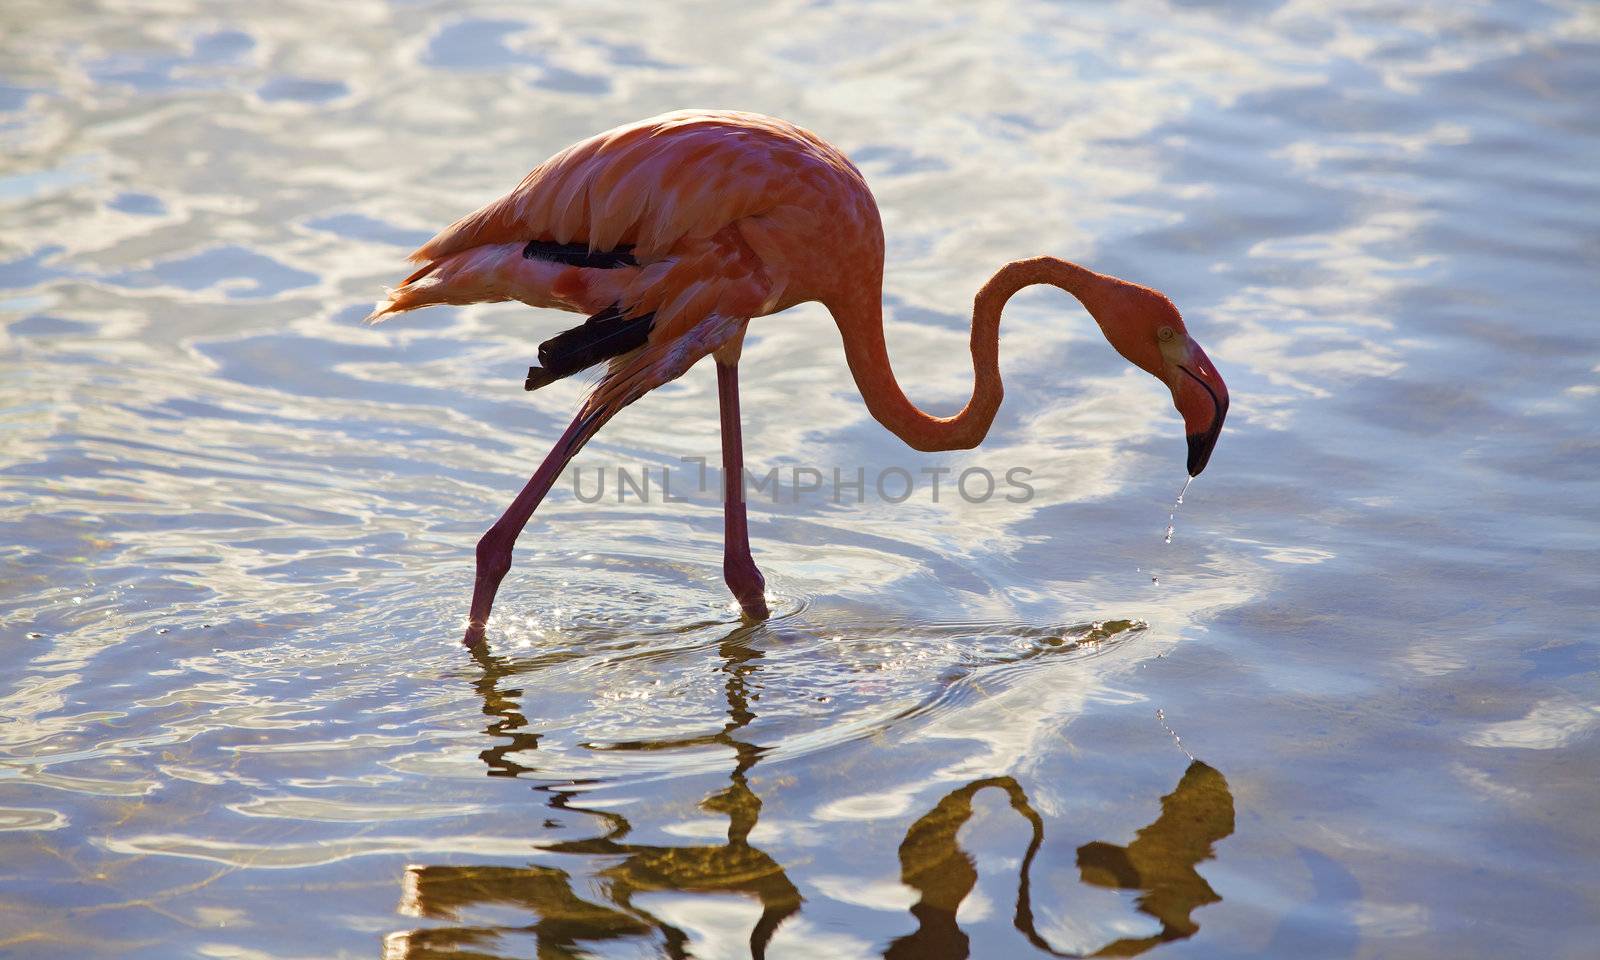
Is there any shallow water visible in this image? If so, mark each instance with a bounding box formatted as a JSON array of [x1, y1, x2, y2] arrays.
[[3, 1, 1598, 957]]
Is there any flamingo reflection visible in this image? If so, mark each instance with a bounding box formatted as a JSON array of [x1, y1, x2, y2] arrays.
[[888, 762, 1233, 959], [388, 630, 797, 959], [386, 629, 1233, 959]]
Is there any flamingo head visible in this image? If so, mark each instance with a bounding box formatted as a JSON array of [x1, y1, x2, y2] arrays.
[[1091, 282, 1230, 477]]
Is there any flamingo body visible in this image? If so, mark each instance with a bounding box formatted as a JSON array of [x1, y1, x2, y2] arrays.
[[369, 110, 1229, 643], [370, 110, 877, 368]]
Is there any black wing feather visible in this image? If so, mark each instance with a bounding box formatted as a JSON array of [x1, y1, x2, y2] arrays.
[[522, 240, 638, 269], [525, 306, 654, 391]]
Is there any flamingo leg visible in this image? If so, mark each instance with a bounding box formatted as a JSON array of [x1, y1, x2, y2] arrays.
[[465, 403, 616, 645], [717, 358, 770, 620]]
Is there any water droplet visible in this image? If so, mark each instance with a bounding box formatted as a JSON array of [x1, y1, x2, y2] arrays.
[[1162, 476, 1194, 544], [1156, 707, 1196, 761]]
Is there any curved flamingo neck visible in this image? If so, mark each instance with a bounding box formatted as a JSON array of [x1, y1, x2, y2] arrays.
[[830, 257, 1113, 453]]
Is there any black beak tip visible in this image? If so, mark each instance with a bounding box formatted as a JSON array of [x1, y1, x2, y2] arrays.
[[1177, 364, 1229, 479], [1186, 405, 1226, 476], [1186, 433, 1214, 477]]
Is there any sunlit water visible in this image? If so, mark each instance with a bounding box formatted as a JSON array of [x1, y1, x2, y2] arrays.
[[3, 1, 1598, 957]]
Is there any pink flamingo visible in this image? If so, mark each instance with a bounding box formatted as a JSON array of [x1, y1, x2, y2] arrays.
[[368, 110, 1229, 644]]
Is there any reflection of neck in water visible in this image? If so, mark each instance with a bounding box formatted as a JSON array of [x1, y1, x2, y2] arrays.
[[885, 776, 1039, 960], [388, 627, 799, 959], [887, 761, 1234, 959]]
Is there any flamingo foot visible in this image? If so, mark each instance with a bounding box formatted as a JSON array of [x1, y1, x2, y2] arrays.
[[738, 593, 771, 621], [464, 535, 513, 645], [726, 561, 770, 621]]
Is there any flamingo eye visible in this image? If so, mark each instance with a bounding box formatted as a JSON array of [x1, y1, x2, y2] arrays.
[[1158, 326, 1176, 343]]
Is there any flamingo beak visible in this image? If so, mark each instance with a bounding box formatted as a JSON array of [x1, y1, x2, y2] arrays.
[[1170, 341, 1229, 477]]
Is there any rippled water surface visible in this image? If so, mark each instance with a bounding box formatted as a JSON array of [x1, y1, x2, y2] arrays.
[[3, 1, 1598, 957]]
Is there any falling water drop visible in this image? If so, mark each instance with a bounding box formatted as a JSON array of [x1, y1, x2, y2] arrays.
[[1163, 475, 1194, 544], [1156, 708, 1196, 761]]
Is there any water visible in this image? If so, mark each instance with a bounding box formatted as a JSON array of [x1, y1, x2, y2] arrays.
[[3, 1, 1598, 957], [1164, 476, 1193, 544]]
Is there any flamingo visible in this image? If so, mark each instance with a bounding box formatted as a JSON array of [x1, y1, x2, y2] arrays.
[[368, 110, 1229, 644]]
